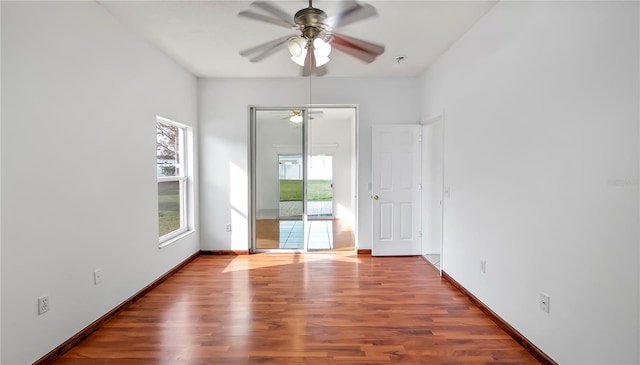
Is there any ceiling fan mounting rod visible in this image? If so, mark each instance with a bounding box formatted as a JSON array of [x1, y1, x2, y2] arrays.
[[294, 0, 328, 34]]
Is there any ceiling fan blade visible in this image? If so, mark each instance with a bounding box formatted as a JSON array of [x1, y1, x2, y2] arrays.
[[331, 33, 384, 63], [240, 35, 293, 62], [315, 65, 328, 77], [332, 33, 385, 57], [332, 42, 376, 63], [251, 1, 295, 26], [238, 10, 295, 29], [302, 46, 315, 77], [327, 0, 378, 28], [309, 110, 325, 119]]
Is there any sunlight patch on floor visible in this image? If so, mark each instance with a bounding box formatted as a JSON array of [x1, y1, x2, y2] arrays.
[[222, 252, 362, 273]]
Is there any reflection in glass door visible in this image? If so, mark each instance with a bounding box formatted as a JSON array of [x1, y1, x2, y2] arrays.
[[278, 154, 303, 218], [252, 107, 356, 252], [253, 109, 304, 251], [277, 154, 304, 249]]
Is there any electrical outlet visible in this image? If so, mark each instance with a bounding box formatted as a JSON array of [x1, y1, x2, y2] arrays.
[[226, 224, 232, 232], [480, 259, 487, 274], [94, 269, 103, 285], [38, 296, 49, 315], [539, 293, 550, 313]]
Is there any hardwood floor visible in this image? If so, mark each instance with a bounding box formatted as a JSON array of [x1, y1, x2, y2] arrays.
[[55, 254, 540, 364]]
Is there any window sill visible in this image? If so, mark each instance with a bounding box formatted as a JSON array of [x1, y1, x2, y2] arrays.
[[159, 229, 195, 249]]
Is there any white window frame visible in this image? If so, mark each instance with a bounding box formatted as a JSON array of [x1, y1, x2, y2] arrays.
[[157, 116, 191, 246]]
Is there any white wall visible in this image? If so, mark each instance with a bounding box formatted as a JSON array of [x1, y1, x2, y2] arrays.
[[199, 77, 420, 251], [1, 2, 199, 364], [420, 2, 639, 364]]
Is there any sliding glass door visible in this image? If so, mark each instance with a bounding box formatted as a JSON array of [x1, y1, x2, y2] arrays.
[[253, 109, 305, 251], [251, 107, 356, 252]]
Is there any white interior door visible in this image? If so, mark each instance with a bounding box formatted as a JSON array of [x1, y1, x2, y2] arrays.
[[371, 125, 422, 256]]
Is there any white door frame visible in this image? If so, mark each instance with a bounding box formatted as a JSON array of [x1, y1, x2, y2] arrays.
[[421, 113, 445, 274]]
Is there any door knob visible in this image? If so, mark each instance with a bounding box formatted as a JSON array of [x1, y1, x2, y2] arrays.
[[373, 195, 379, 200]]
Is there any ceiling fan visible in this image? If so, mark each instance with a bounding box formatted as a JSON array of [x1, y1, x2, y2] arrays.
[[283, 109, 325, 124], [238, 0, 385, 76]]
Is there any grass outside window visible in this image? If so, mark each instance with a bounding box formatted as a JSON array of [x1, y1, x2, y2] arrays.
[[158, 181, 181, 237], [280, 179, 332, 201]]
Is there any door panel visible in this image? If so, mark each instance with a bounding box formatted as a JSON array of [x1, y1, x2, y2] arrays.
[[372, 125, 422, 256], [379, 203, 393, 240], [400, 202, 413, 239], [379, 153, 393, 189]]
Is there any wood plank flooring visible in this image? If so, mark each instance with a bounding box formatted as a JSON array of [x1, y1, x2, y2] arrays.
[[55, 254, 540, 365]]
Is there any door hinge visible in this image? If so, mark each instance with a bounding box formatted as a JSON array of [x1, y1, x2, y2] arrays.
[[418, 135, 423, 142], [418, 184, 422, 190], [418, 230, 422, 238]]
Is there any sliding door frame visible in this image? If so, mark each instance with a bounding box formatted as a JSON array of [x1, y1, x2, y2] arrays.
[[249, 105, 358, 253]]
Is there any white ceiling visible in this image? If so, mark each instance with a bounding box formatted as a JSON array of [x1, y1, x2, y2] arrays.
[[98, 0, 497, 78]]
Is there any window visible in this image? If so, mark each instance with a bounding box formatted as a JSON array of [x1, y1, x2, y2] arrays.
[[157, 117, 190, 244]]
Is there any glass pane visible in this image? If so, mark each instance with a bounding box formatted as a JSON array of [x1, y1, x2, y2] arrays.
[[278, 220, 304, 249], [254, 109, 303, 250], [157, 122, 181, 177], [279, 154, 303, 217], [307, 155, 333, 217], [158, 180, 181, 236], [306, 109, 356, 251]]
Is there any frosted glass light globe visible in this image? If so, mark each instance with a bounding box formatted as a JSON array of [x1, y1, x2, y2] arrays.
[[288, 37, 307, 57]]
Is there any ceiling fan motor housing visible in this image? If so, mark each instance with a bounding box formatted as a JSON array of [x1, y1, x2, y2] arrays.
[[294, 6, 328, 41]]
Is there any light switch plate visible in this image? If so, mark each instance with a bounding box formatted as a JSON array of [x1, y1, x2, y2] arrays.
[[539, 293, 550, 313]]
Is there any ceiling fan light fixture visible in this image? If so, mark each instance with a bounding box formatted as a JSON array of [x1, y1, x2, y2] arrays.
[[288, 36, 307, 57], [288, 37, 331, 67], [315, 54, 330, 67], [290, 54, 307, 66], [314, 38, 331, 58], [314, 38, 331, 66], [290, 114, 304, 123]]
